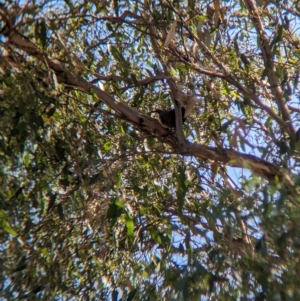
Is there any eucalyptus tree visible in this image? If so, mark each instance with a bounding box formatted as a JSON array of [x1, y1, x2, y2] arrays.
[[1, 0, 300, 300]]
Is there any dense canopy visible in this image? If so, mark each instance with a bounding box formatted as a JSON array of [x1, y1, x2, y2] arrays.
[[1, 0, 300, 300]]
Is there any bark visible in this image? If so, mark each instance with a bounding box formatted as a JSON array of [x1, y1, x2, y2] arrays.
[[0, 9, 294, 186]]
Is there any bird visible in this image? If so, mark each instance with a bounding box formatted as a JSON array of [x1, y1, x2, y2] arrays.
[[151, 95, 196, 128], [151, 107, 186, 128]]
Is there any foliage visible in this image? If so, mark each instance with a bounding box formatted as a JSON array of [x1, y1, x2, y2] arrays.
[[1, 0, 300, 300]]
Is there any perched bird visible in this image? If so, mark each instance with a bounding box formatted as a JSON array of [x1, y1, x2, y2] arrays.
[[151, 95, 196, 128], [151, 107, 186, 128]]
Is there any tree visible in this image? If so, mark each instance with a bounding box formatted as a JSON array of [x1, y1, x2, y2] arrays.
[[1, 0, 300, 300]]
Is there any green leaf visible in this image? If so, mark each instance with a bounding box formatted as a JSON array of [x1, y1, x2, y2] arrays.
[[103, 141, 112, 151], [270, 25, 284, 48], [23, 151, 31, 167], [107, 199, 124, 219], [176, 166, 188, 214], [35, 19, 47, 49], [2, 220, 18, 236], [0, 210, 17, 236], [125, 213, 134, 239], [116, 171, 122, 188], [106, 22, 114, 32]]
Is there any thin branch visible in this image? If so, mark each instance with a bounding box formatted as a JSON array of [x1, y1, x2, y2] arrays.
[[171, 29, 291, 135], [91, 73, 167, 90], [0, 10, 295, 186], [244, 0, 294, 135]]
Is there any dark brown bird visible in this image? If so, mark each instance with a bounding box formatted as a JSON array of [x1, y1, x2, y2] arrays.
[[151, 107, 186, 128], [151, 96, 196, 128]]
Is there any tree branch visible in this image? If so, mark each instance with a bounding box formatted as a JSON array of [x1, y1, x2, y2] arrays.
[[0, 12, 294, 185], [244, 0, 294, 135], [173, 28, 292, 136]]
